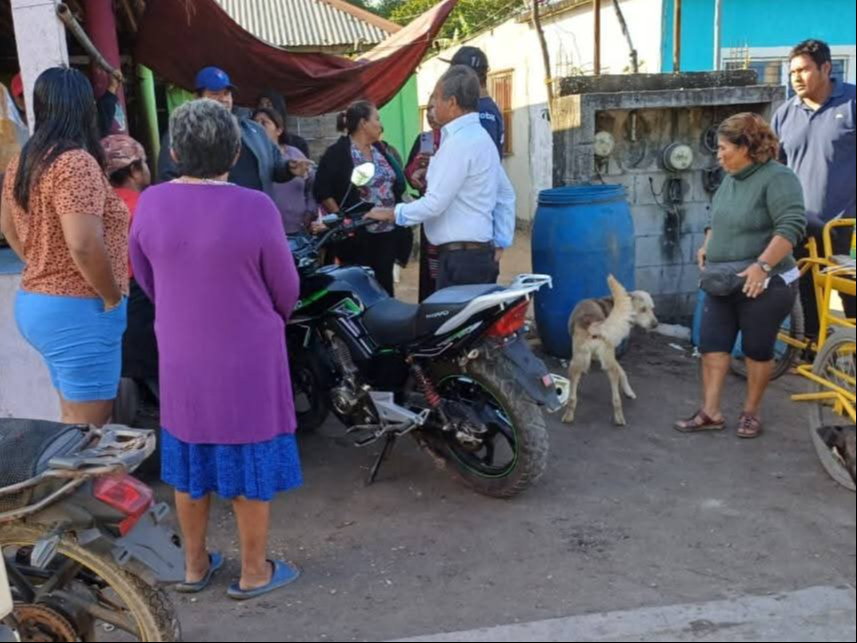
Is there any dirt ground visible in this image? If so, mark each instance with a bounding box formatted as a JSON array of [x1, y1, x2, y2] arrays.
[[135, 231, 854, 642], [153, 326, 855, 641]]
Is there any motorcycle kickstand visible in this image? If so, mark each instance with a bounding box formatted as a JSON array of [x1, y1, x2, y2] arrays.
[[366, 433, 397, 487]]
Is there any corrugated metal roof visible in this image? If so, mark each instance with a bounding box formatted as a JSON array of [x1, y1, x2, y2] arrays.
[[214, 0, 396, 49]]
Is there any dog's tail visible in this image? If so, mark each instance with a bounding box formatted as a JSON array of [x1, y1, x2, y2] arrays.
[[589, 275, 633, 345]]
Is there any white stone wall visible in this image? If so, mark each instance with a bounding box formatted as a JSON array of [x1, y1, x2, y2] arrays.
[[11, 0, 69, 133], [415, 0, 665, 224], [0, 272, 59, 420]]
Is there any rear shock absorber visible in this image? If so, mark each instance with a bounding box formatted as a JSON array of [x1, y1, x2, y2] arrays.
[[412, 362, 441, 409], [410, 361, 452, 427]]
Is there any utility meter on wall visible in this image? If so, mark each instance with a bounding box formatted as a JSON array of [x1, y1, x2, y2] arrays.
[[663, 143, 695, 172], [594, 131, 616, 158]]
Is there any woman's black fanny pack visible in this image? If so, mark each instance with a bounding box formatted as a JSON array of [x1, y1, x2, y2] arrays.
[[699, 260, 755, 297]]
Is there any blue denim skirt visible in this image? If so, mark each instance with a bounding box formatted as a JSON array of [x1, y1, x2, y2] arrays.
[[15, 291, 127, 402]]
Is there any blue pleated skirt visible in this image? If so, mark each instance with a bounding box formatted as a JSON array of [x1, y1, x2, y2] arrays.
[[160, 428, 303, 501]]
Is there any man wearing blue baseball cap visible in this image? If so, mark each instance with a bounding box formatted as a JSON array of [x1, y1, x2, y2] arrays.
[[158, 66, 310, 195]]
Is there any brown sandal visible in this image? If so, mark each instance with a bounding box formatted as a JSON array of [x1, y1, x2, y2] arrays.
[[674, 410, 726, 433], [737, 413, 763, 439]]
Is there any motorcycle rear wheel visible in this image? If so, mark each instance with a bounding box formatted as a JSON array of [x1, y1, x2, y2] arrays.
[[1, 524, 181, 641], [428, 357, 550, 499]]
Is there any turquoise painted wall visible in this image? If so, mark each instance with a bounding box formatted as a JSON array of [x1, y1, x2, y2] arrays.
[[661, 0, 857, 72]]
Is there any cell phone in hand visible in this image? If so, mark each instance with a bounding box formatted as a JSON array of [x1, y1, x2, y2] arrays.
[[419, 132, 436, 156]]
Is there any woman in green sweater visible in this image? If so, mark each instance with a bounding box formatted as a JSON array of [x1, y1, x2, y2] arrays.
[[677, 113, 806, 439]]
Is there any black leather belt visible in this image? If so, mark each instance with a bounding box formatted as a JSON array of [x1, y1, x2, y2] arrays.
[[438, 241, 494, 253]]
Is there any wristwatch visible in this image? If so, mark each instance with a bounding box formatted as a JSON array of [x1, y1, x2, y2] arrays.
[[756, 260, 773, 273]]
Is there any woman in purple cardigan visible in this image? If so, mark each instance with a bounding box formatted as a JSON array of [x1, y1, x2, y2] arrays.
[[130, 99, 302, 601]]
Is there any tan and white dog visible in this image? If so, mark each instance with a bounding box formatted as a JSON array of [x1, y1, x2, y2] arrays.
[[561, 275, 658, 426]]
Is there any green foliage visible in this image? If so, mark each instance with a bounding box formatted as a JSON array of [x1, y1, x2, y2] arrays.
[[349, 0, 526, 40]]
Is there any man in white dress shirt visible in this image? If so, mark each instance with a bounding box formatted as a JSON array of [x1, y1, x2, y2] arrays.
[[367, 66, 516, 289]]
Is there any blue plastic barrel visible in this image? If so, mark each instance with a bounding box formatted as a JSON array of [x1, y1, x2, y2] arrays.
[[532, 184, 636, 358]]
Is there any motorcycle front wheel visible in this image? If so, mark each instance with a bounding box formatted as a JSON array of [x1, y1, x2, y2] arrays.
[[290, 361, 331, 434]]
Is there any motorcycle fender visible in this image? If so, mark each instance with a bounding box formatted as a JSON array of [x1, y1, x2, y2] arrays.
[[500, 338, 562, 413], [112, 504, 185, 584]]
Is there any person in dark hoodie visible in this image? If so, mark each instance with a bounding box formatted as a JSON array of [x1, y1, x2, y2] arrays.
[[157, 68, 310, 196], [445, 46, 504, 158], [257, 89, 310, 158]]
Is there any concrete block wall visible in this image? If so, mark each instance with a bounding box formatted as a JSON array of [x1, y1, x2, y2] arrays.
[[552, 73, 786, 322], [289, 113, 341, 162]]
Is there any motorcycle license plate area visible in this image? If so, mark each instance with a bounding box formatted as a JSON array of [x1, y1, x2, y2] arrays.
[[502, 337, 563, 412]]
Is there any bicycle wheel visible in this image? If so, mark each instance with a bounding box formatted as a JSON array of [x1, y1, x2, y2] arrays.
[[807, 327, 856, 491], [731, 296, 805, 380]]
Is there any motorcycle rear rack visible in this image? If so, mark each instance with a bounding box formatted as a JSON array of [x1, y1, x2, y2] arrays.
[[0, 426, 155, 525]]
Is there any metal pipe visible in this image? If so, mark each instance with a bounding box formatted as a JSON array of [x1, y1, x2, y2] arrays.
[[56, 3, 117, 76], [137, 64, 161, 175], [673, 0, 683, 72], [594, 0, 602, 75], [83, 0, 126, 125], [713, 0, 723, 70]]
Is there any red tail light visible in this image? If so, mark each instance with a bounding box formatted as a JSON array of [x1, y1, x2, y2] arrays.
[[487, 300, 530, 338], [94, 474, 154, 536]]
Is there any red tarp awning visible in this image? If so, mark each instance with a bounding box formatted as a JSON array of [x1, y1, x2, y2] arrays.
[[134, 0, 458, 116]]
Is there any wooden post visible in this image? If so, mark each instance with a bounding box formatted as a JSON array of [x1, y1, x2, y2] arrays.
[[530, 0, 555, 118], [594, 0, 602, 75], [612, 0, 639, 73], [673, 0, 683, 72]]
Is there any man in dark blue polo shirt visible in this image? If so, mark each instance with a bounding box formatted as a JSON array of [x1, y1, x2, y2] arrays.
[[445, 47, 505, 158], [772, 39, 856, 333]]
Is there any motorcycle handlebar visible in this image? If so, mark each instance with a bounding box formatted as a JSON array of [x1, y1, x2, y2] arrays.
[[313, 207, 375, 252]]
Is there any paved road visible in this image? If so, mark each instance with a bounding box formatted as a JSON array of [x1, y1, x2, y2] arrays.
[[393, 585, 856, 642]]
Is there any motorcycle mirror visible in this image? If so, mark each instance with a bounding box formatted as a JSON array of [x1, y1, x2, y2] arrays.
[[351, 163, 376, 187], [322, 214, 341, 226]]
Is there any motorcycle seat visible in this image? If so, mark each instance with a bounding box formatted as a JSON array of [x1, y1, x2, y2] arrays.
[[363, 299, 421, 346], [422, 284, 504, 305], [0, 420, 91, 495], [364, 285, 506, 347]]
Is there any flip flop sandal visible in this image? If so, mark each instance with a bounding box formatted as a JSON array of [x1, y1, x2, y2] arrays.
[[674, 410, 726, 433], [176, 552, 224, 594], [227, 560, 301, 601], [737, 413, 763, 440]]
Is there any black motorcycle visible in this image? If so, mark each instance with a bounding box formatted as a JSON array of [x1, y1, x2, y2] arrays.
[[0, 420, 184, 641], [114, 166, 564, 498], [287, 200, 562, 498]]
